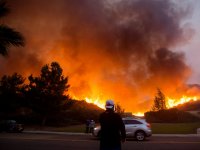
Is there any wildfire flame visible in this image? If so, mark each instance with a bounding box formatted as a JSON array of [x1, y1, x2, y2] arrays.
[[85, 97, 105, 109], [132, 112, 144, 117], [166, 96, 198, 108], [85, 97, 145, 116], [82, 95, 200, 117]]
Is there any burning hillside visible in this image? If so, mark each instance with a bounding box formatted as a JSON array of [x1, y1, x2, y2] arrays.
[[167, 96, 199, 108], [0, 0, 198, 114]]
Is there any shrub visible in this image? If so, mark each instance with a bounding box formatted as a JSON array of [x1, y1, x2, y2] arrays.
[[145, 108, 200, 123]]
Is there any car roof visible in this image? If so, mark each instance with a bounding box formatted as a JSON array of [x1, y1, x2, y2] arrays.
[[122, 116, 143, 120], [122, 117, 146, 122]]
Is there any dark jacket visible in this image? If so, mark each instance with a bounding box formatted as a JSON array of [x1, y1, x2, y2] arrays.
[[99, 109, 126, 149]]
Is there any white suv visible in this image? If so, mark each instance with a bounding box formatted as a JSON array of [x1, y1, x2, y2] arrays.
[[92, 117, 152, 141]]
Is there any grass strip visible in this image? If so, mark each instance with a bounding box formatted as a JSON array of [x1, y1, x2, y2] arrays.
[[26, 122, 200, 134], [151, 122, 200, 134]]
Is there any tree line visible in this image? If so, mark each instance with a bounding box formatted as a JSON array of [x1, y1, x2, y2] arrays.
[[0, 62, 72, 125], [0, 61, 107, 126]]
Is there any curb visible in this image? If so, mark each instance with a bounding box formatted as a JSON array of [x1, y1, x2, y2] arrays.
[[23, 131, 92, 136], [23, 131, 200, 137], [152, 134, 200, 137]]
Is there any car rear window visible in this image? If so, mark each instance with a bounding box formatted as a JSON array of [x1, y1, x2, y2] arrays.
[[123, 120, 143, 125]]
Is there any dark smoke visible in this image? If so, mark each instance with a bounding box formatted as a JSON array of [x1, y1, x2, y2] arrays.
[[0, 0, 194, 112]]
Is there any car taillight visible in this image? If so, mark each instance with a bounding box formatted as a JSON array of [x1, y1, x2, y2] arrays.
[[147, 123, 151, 128]]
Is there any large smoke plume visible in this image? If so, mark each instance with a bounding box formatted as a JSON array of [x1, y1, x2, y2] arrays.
[[0, 0, 196, 112]]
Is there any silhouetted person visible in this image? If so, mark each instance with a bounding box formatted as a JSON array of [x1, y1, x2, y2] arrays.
[[89, 120, 95, 133], [85, 119, 90, 133], [99, 100, 126, 150]]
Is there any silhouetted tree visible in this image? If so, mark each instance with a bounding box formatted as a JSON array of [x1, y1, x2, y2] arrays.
[[0, 0, 24, 56], [28, 62, 70, 125], [0, 73, 25, 113], [151, 88, 166, 111]]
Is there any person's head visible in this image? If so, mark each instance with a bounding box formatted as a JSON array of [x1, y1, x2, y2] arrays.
[[105, 99, 115, 111]]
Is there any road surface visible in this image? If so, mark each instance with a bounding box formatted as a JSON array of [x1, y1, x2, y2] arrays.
[[0, 133, 200, 150]]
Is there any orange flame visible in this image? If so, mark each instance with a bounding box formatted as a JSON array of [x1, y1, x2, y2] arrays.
[[81, 95, 199, 117], [166, 96, 198, 108], [85, 98, 145, 116], [132, 112, 144, 117], [85, 97, 105, 109]]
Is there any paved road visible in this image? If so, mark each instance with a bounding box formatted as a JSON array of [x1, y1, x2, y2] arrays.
[[0, 133, 200, 150]]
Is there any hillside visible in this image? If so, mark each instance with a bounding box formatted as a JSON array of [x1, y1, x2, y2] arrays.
[[145, 108, 200, 123], [63, 99, 104, 124], [175, 100, 200, 111], [17, 99, 105, 126], [175, 100, 200, 119]]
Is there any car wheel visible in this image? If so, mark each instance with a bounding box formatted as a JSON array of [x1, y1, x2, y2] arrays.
[[18, 128, 24, 133], [135, 131, 145, 141]]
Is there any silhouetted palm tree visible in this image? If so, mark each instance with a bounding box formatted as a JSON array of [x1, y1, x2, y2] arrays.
[[0, 0, 24, 56]]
